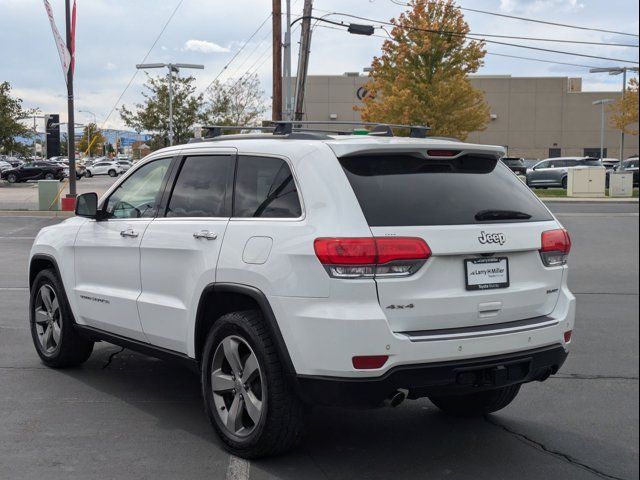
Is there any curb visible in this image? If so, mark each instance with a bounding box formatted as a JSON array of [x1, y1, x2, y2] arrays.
[[539, 197, 638, 203], [0, 210, 75, 218]]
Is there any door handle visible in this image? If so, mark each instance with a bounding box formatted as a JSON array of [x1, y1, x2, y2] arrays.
[[120, 228, 139, 238], [193, 230, 218, 240]]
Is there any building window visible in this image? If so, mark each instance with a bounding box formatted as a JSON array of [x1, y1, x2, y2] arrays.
[[549, 148, 562, 158]]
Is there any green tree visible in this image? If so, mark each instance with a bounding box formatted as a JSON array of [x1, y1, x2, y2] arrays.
[[0, 81, 36, 155], [359, 0, 489, 139], [77, 123, 106, 156], [60, 133, 68, 156], [120, 73, 203, 147], [201, 74, 267, 127], [609, 78, 639, 136]]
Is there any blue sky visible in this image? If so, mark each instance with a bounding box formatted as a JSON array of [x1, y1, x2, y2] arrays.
[[1, 0, 638, 131]]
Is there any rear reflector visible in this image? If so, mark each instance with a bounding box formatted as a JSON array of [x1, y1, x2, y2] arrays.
[[314, 237, 431, 278], [540, 229, 571, 266], [352, 355, 388, 370], [564, 330, 573, 343]]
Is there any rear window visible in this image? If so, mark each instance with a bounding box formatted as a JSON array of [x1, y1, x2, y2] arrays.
[[502, 158, 525, 167], [339, 154, 553, 226], [583, 159, 602, 166]]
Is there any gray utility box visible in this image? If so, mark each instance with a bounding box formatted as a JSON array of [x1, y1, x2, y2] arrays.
[[609, 172, 634, 197], [567, 167, 606, 198], [38, 180, 61, 211]]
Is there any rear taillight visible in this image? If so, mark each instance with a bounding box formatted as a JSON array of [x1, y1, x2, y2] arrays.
[[314, 237, 431, 278], [540, 229, 571, 267]]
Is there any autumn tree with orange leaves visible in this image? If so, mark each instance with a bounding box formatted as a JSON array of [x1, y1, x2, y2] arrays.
[[609, 78, 639, 136], [359, 0, 490, 139]]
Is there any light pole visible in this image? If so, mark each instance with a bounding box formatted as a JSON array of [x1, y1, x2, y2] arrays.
[[135, 63, 204, 146], [590, 67, 640, 161], [291, 10, 374, 121], [592, 99, 615, 160]]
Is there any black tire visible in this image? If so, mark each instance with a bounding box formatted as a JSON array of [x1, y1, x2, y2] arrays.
[[29, 269, 94, 368], [108, 169, 117, 177], [6, 173, 18, 183], [44, 173, 55, 180], [201, 310, 305, 458], [429, 384, 521, 417], [561, 176, 568, 189], [85, 170, 92, 178]]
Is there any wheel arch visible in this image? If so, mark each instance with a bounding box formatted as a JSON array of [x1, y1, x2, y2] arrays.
[[194, 283, 296, 376], [29, 254, 62, 288]]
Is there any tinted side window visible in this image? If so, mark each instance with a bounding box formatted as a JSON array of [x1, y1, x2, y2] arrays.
[[105, 158, 172, 219], [234, 156, 302, 218], [166, 155, 232, 218], [536, 161, 550, 169]]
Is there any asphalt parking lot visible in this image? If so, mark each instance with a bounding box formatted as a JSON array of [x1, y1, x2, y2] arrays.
[[0, 202, 638, 480]]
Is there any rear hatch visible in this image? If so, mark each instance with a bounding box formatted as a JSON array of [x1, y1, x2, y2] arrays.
[[339, 152, 564, 334]]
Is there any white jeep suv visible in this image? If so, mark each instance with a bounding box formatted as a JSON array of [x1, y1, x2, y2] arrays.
[[28, 124, 575, 458]]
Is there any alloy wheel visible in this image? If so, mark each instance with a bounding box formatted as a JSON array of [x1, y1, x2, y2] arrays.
[[211, 335, 264, 438], [34, 284, 62, 355]]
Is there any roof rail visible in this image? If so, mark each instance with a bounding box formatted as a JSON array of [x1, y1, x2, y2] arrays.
[[197, 121, 430, 140], [270, 121, 430, 138]]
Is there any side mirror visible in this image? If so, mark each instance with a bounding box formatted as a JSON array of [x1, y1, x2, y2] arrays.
[[75, 192, 104, 220]]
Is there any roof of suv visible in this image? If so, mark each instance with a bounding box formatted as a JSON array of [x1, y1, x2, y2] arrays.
[[149, 134, 506, 161]]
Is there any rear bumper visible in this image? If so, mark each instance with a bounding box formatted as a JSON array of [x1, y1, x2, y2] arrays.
[[295, 344, 567, 407]]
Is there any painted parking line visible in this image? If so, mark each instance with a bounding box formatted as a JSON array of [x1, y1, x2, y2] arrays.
[[226, 455, 250, 480]]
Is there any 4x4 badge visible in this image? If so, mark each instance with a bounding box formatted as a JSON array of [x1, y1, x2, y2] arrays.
[[478, 231, 506, 245]]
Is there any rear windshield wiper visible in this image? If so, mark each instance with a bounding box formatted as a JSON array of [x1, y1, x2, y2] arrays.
[[475, 209, 532, 221]]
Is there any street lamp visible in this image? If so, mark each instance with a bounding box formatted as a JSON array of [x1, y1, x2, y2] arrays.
[[590, 67, 640, 161], [135, 63, 204, 146], [592, 99, 615, 161]]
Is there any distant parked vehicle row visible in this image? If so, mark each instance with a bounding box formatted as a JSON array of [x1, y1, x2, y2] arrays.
[[607, 157, 639, 187], [526, 157, 603, 189]]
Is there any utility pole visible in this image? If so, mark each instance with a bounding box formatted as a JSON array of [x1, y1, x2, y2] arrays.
[[65, 0, 76, 197], [620, 68, 627, 161], [168, 66, 175, 145], [272, 0, 283, 121], [283, 0, 292, 120], [294, 0, 313, 122]]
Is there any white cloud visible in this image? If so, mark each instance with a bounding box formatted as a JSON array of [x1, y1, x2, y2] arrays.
[[499, 0, 585, 13], [183, 39, 229, 54], [105, 62, 117, 71]]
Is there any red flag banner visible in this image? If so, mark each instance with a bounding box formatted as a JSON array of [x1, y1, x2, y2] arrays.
[[43, 0, 71, 81]]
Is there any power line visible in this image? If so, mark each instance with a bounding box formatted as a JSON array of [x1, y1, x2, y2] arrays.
[[389, 0, 639, 38], [100, 0, 184, 129], [310, 11, 639, 64], [202, 12, 273, 93], [314, 23, 609, 70]]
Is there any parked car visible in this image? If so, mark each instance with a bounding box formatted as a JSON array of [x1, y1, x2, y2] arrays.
[[29, 123, 574, 458], [116, 160, 133, 172], [0, 160, 13, 172], [607, 157, 639, 187], [85, 160, 125, 178], [526, 157, 602, 189], [501, 157, 527, 176], [1, 161, 65, 183], [601, 158, 621, 172]]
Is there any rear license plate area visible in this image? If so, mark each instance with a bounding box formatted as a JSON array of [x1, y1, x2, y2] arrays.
[[465, 257, 509, 291]]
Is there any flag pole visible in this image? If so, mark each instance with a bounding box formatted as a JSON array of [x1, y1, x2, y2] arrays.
[[65, 0, 76, 198]]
